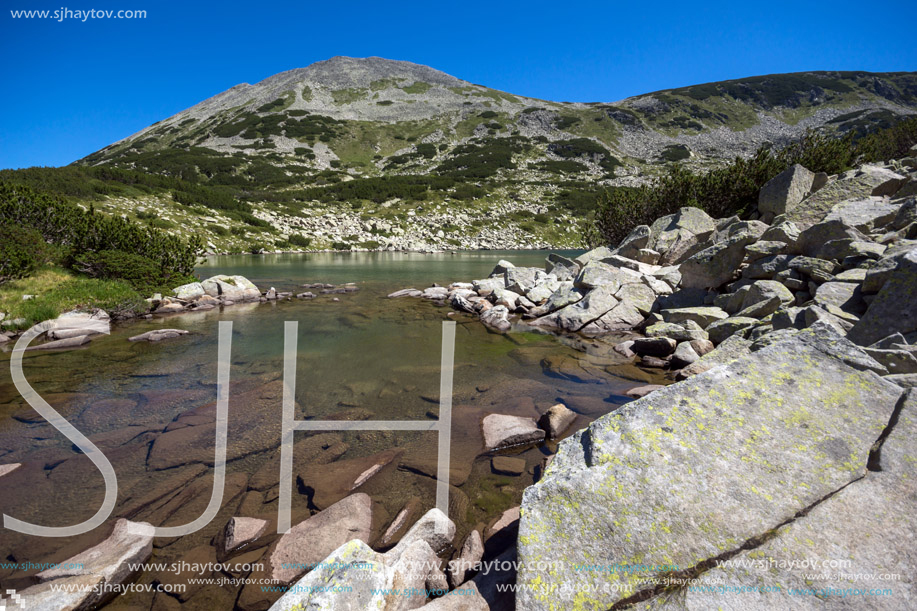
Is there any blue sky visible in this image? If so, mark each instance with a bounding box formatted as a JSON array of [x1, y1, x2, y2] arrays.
[[1, 0, 914, 169]]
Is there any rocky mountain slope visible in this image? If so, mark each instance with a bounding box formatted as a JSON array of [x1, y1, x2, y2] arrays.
[[67, 58, 917, 253]]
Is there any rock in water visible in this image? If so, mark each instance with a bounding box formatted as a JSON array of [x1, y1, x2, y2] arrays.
[[23, 519, 154, 610], [216, 516, 268, 561], [537, 403, 577, 439], [516, 327, 903, 610], [269, 493, 372, 584], [482, 414, 545, 451]]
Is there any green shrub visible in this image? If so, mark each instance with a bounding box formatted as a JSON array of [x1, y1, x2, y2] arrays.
[[72, 249, 193, 294], [0, 224, 53, 284], [331, 241, 350, 250], [0, 182, 202, 281], [288, 234, 312, 247], [208, 224, 230, 236]]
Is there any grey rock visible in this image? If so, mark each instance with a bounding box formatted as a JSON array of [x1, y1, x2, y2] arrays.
[[489, 259, 515, 276], [869, 167, 908, 196], [742, 254, 797, 279], [735, 296, 782, 318], [849, 250, 917, 346], [670, 341, 700, 368], [128, 329, 190, 342], [750, 327, 799, 351], [504, 267, 544, 294], [216, 517, 268, 560], [813, 281, 867, 315], [482, 414, 544, 451], [537, 403, 577, 439], [529, 285, 619, 332], [649, 207, 716, 255], [864, 347, 917, 374], [472, 277, 505, 296], [480, 305, 512, 332], [758, 163, 815, 222], [824, 197, 900, 232], [447, 530, 485, 589], [679, 232, 758, 288], [892, 197, 917, 230], [573, 261, 625, 291], [759, 221, 801, 253], [27, 335, 92, 351], [614, 281, 657, 315], [270, 493, 373, 584], [420, 582, 489, 610], [544, 253, 580, 281], [632, 337, 677, 357], [201, 275, 261, 302], [575, 246, 615, 266], [516, 328, 903, 610], [742, 280, 795, 309], [526, 282, 584, 317], [797, 220, 868, 257], [645, 321, 708, 342], [705, 316, 759, 344], [789, 256, 836, 282], [744, 240, 786, 262], [387, 508, 456, 561], [29, 519, 154, 610], [660, 306, 729, 328], [648, 389, 916, 611]]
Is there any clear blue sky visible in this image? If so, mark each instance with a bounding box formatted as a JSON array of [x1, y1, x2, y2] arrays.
[[1, 0, 914, 169]]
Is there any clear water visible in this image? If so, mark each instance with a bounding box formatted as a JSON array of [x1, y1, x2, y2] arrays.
[[0, 251, 662, 608]]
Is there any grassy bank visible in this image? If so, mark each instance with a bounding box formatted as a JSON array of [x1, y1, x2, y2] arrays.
[[0, 267, 148, 330]]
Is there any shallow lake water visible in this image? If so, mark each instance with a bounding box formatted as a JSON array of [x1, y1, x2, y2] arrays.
[[0, 251, 665, 609]]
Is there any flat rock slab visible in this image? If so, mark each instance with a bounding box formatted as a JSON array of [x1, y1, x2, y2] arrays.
[[269, 493, 372, 584], [634, 390, 917, 611], [491, 456, 526, 475], [482, 414, 545, 451], [128, 329, 190, 342], [30, 519, 154, 609], [216, 516, 268, 560], [516, 327, 903, 610]]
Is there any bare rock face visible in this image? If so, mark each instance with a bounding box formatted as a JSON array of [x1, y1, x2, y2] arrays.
[[269, 493, 372, 584], [643, 389, 917, 611], [21, 519, 155, 610], [516, 327, 903, 610]]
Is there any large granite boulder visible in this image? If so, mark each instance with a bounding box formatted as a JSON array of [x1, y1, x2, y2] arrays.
[[201, 275, 261, 302], [849, 249, 917, 345], [648, 207, 716, 264], [270, 493, 373, 584], [631, 390, 917, 610], [679, 233, 758, 289], [758, 164, 815, 223], [528, 285, 619, 332], [516, 327, 903, 610]]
